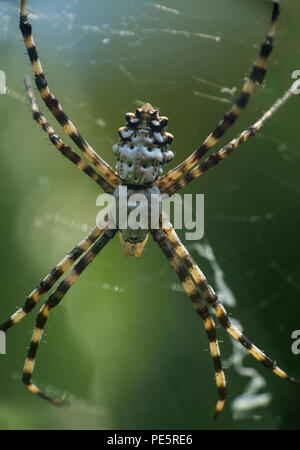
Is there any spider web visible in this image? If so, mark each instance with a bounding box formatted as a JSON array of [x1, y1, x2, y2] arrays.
[[1, 0, 300, 430]]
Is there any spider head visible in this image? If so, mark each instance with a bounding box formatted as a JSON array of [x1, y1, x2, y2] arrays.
[[114, 184, 162, 257], [113, 103, 174, 185], [119, 232, 149, 257]]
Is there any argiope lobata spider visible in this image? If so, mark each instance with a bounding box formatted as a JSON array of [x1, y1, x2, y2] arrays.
[[1, 0, 299, 419]]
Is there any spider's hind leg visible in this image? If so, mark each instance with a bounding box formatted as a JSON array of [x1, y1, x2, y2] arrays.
[[24, 76, 115, 194], [157, 0, 280, 190], [19, 0, 120, 186]]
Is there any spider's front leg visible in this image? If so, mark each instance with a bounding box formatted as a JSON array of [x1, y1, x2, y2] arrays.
[[161, 217, 300, 387], [0, 224, 106, 333], [151, 228, 227, 419], [22, 228, 117, 404]]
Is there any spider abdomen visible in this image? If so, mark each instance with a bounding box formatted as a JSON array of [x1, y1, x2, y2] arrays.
[[113, 103, 174, 185]]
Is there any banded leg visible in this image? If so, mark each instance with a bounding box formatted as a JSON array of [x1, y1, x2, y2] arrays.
[[164, 77, 300, 195], [20, 0, 120, 186], [161, 217, 300, 386], [157, 0, 280, 190], [24, 77, 114, 194], [152, 228, 227, 419], [0, 224, 106, 332], [22, 228, 117, 404]]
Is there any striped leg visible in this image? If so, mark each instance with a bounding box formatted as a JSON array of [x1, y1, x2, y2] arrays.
[[0, 224, 106, 333], [152, 228, 227, 419], [161, 217, 300, 386], [164, 78, 300, 196], [24, 77, 114, 194], [157, 0, 280, 190], [20, 0, 120, 186], [22, 228, 117, 404]]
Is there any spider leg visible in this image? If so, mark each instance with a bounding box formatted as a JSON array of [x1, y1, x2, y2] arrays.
[[24, 77, 115, 194], [0, 224, 107, 333], [22, 228, 117, 404], [164, 78, 300, 195], [157, 0, 280, 190], [19, 0, 120, 186], [161, 216, 300, 386], [151, 228, 227, 419]]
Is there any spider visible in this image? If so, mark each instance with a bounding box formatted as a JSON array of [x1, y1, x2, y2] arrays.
[[1, 0, 299, 420]]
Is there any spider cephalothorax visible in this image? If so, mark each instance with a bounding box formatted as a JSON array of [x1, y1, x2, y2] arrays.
[[114, 183, 162, 255], [113, 103, 174, 185]]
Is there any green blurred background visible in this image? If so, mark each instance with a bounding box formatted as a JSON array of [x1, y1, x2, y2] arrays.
[[0, 0, 300, 430]]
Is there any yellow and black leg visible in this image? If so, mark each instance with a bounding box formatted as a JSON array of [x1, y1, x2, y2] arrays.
[[162, 217, 300, 387], [0, 224, 106, 332], [152, 228, 227, 419], [21, 228, 117, 403], [19, 0, 120, 186], [164, 75, 299, 195], [24, 77, 115, 194], [157, 0, 280, 190]]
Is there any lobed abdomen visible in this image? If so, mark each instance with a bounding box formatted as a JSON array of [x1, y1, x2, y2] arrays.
[[113, 103, 174, 185]]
